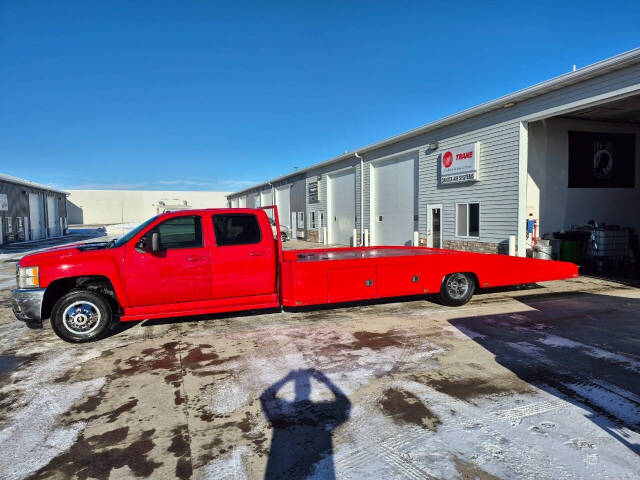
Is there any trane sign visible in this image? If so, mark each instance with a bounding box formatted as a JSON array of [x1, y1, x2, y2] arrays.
[[439, 142, 480, 185]]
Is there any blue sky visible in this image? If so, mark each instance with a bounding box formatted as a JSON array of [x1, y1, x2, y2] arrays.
[[1, 1, 639, 192]]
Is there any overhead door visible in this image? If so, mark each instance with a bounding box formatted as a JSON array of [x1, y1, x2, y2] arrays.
[[230, 198, 239, 208], [238, 196, 247, 208], [372, 155, 416, 246], [260, 190, 274, 219], [29, 193, 46, 240], [275, 185, 291, 228], [329, 169, 356, 245], [47, 196, 61, 237]]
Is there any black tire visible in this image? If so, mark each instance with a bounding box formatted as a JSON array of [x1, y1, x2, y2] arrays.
[[437, 272, 476, 307], [280, 232, 288, 242], [51, 290, 113, 343]]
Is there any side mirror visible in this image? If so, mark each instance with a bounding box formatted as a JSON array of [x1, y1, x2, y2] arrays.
[[151, 232, 160, 252]]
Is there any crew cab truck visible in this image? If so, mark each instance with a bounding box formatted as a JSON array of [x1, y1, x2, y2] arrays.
[[12, 207, 578, 343]]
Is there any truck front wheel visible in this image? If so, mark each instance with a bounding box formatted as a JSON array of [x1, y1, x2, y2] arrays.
[[437, 272, 476, 307], [51, 290, 113, 343]]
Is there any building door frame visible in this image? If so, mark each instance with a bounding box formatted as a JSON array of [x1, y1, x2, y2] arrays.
[[426, 203, 443, 248]]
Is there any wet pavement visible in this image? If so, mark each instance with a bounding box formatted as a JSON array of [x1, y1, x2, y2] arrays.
[[0, 235, 639, 479]]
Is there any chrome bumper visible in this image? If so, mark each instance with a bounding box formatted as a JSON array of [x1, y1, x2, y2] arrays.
[[12, 288, 46, 328]]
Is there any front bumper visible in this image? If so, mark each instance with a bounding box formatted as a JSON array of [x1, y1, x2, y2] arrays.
[[12, 288, 46, 328]]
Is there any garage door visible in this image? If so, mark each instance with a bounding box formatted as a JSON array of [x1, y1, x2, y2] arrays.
[[372, 155, 416, 246], [275, 185, 291, 228], [260, 190, 273, 218], [329, 169, 356, 245], [29, 193, 46, 240], [230, 198, 239, 208], [47, 196, 61, 237], [238, 196, 247, 208]]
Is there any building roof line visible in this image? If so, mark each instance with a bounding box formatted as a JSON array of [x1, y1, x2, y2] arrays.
[[0, 173, 69, 196], [228, 47, 640, 198]]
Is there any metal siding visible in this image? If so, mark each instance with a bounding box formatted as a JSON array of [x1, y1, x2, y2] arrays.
[[418, 121, 521, 244]]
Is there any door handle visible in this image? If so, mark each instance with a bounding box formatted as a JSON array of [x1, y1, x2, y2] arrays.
[[187, 256, 205, 262], [249, 251, 266, 256]]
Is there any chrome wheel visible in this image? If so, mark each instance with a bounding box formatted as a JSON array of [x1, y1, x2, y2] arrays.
[[445, 273, 470, 300], [62, 301, 102, 335]]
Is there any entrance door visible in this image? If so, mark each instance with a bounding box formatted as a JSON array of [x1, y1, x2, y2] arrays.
[[427, 204, 443, 248], [124, 215, 212, 307], [291, 212, 297, 236], [328, 169, 356, 245]]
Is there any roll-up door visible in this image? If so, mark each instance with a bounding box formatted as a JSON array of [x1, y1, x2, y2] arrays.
[[29, 193, 46, 240], [275, 185, 291, 229], [372, 155, 417, 246], [328, 169, 356, 245]]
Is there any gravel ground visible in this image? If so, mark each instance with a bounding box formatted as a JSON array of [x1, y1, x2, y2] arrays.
[[0, 233, 639, 479]]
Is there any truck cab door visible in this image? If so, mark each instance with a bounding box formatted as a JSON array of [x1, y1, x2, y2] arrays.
[[211, 213, 276, 299], [124, 215, 212, 307]]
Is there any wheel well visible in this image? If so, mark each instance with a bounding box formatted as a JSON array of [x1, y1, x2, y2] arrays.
[[42, 276, 119, 319]]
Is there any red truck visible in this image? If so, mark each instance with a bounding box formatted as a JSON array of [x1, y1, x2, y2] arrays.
[[12, 207, 578, 343]]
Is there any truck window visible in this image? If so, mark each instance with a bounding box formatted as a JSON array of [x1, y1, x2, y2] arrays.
[[213, 214, 261, 246], [156, 216, 203, 250]]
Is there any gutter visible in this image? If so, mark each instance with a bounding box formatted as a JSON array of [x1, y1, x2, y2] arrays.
[[355, 152, 364, 245]]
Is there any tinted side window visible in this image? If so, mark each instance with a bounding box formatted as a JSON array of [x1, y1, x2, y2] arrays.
[[157, 216, 203, 250], [213, 214, 261, 246]]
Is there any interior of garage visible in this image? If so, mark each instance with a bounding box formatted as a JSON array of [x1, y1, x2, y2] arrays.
[[526, 93, 640, 278]]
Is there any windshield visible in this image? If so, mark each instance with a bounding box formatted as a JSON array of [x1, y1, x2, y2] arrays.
[[112, 216, 158, 248]]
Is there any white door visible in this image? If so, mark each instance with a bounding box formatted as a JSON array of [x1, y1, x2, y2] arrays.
[[328, 169, 356, 245], [230, 198, 239, 208], [291, 212, 297, 235], [275, 185, 291, 229], [372, 155, 416, 246], [47, 196, 60, 236], [29, 193, 45, 239], [426, 204, 443, 248], [260, 190, 272, 207], [254, 194, 261, 208], [238, 196, 247, 208]]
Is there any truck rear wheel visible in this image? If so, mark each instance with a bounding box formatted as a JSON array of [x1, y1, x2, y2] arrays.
[[51, 290, 113, 343], [437, 272, 475, 307]]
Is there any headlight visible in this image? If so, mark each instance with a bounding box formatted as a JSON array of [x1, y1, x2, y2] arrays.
[[17, 266, 39, 289]]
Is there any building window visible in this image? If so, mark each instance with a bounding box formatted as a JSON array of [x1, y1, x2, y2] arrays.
[[456, 203, 480, 237], [311, 212, 316, 229]]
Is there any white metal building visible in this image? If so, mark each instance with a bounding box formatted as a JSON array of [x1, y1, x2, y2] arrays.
[[228, 49, 640, 264]]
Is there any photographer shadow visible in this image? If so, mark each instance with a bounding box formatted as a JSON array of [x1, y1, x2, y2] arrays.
[[260, 368, 351, 480]]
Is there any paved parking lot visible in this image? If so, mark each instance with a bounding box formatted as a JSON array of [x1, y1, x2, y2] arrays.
[[1, 236, 639, 479]]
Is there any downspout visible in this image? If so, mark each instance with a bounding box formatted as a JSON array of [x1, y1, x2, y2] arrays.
[[354, 152, 364, 246]]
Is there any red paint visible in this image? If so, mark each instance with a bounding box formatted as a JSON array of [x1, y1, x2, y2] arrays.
[[442, 151, 453, 168], [20, 208, 579, 323]]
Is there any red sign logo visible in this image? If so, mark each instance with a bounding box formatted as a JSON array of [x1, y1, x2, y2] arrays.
[[442, 151, 453, 168]]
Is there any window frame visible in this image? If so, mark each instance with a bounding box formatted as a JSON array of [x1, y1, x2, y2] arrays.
[[455, 202, 480, 238], [153, 215, 204, 251], [212, 213, 262, 247]]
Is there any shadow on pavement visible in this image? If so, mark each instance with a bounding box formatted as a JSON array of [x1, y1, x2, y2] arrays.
[[260, 368, 351, 479], [449, 291, 640, 455]]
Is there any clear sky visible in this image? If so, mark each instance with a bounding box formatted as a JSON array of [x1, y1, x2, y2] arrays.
[[1, 1, 639, 192]]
